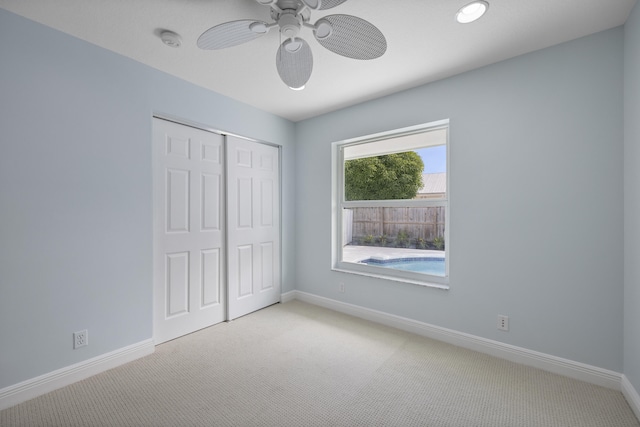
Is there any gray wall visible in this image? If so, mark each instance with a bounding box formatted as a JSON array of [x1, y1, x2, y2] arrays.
[[295, 27, 625, 371], [0, 9, 295, 389], [625, 2, 640, 395]]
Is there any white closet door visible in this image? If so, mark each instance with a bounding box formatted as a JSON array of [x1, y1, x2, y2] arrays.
[[226, 135, 281, 320], [153, 118, 225, 344]]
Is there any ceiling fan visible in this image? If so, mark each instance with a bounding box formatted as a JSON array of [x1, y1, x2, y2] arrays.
[[197, 0, 387, 90]]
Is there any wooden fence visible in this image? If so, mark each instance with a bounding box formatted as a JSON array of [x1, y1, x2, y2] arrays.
[[345, 207, 445, 243]]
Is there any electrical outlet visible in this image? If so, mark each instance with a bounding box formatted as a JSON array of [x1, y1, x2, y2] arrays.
[[339, 282, 345, 293], [497, 315, 509, 331], [73, 329, 88, 349]]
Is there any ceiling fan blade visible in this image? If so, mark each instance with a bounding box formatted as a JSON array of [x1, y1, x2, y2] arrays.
[[314, 14, 386, 60], [197, 20, 268, 50], [276, 38, 313, 89], [318, 0, 349, 10]]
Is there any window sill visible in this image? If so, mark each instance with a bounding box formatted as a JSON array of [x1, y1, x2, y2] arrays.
[[332, 267, 450, 290]]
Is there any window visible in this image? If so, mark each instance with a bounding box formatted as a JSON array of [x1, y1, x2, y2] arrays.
[[332, 120, 449, 288]]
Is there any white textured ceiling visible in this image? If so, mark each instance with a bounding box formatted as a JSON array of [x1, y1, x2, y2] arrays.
[[0, 0, 635, 122]]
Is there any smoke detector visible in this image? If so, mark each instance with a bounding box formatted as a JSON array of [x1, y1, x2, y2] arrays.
[[161, 31, 182, 48]]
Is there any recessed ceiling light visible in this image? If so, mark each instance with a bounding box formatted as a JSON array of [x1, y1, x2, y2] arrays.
[[456, 1, 489, 24]]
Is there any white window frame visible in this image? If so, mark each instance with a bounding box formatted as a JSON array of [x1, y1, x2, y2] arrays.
[[331, 120, 450, 289]]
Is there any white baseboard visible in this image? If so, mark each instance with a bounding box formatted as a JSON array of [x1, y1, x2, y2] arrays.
[[280, 290, 297, 303], [4, 298, 633, 417], [623, 375, 640, 421], [0, 339, 154, 411], [289, 290, 622, 390]]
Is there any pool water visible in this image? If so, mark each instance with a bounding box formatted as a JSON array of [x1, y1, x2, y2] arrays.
[[361, 257, 446, 276]]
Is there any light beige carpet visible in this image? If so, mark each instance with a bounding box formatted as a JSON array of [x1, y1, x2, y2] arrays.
[[2, 300, 639, 426]]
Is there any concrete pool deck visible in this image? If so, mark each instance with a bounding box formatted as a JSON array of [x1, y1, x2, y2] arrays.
[[342, 245, 445, 263]]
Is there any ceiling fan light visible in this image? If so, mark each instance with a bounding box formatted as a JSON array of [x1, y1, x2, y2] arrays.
[[301, 0, 321, 10], [456, 1, 489, 24], [255, 0, 276, 5], [278, 12, 302, 39], [289, 85, 305, 91], [315, 19, 333, 40]]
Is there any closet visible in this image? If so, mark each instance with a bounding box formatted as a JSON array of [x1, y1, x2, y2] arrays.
[[152, 118, 280, 344]]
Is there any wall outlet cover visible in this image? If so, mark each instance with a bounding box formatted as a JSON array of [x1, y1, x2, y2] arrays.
[[73, 330, 88, 349]]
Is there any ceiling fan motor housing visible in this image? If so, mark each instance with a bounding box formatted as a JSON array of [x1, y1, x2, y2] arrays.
[[278, 10, 303, 38]]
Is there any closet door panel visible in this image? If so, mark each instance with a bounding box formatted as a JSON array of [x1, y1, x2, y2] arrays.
[[153, 118, 225, 344], [227, 136, 281, 320]]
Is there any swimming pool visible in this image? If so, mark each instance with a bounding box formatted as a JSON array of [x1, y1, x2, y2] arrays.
[[361, 257, 445, 276]]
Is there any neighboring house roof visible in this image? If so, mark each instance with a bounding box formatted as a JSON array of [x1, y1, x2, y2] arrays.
[[419, 173, 446, 195]]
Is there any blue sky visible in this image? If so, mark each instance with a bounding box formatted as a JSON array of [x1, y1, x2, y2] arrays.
[[416, 145, 446, 173]]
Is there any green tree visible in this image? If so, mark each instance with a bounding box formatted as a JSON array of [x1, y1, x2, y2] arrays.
[[345, 152, 424, 200]]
